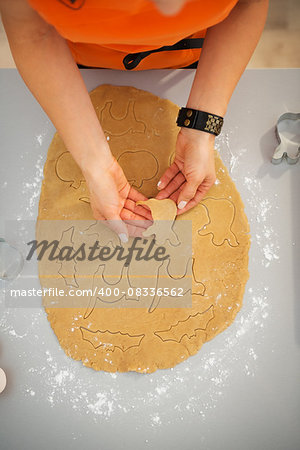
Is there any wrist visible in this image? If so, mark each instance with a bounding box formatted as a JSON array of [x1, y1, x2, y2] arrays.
[[179, 126, 215, 143], [186, 101, 227, 118], [186, 87, 228, 117]]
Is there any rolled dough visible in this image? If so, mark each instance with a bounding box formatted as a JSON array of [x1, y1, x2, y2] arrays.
[[37, 85, 250, 373]]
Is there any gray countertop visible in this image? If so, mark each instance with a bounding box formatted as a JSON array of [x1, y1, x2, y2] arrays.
[[0, 68, 299, 450]]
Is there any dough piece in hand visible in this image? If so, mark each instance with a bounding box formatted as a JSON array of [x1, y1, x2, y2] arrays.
[[136, 198, 179, 246]]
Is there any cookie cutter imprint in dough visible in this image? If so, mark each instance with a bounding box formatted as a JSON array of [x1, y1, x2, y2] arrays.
[[198, 197, 239, 247], [117, 150, 159, 189], [55, 151, 86, 189], [154, 305, 215, 343], [99, 100, 146, 136], [80, 327, 145, 353]]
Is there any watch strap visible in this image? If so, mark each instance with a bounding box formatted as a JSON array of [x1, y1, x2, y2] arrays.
[[176, 108, 224, 136]]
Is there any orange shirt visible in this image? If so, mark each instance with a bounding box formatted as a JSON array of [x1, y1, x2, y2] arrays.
[[28, 0, 238, 70]]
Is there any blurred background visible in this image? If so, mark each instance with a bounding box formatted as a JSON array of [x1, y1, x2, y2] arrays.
[[0, 0, 299, 68]]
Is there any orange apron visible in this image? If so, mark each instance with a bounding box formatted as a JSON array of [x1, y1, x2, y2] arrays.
[[28, 0, 238, 70]]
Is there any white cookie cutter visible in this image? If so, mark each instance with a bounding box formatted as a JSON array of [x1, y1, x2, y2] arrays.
[[0, 238, 24, 281], [0, 367, 6, 394], [272, 112, 300, 165]]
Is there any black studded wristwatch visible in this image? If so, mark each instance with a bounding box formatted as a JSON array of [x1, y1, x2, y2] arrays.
[[176, 107, 224, 136]]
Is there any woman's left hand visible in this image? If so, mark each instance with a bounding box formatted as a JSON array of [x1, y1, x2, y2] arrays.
[[156, 127, 216, 214]]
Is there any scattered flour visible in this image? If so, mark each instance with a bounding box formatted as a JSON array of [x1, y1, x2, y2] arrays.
[[217, 131, 280, 268], [21, 153, 44, 215]]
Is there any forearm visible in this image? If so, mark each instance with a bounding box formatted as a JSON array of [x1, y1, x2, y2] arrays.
[[187, 0, 269, 115], [2, 13, 111, 176]]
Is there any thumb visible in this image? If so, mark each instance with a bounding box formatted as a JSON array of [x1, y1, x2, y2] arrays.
[[105, 214, 129, 243], [177, 180, 199, 210]]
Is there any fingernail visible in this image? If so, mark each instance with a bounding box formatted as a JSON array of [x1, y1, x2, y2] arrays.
[[119, 233, 128, 243], [157, 181, 162, 188], [178, 201, 187, 210]]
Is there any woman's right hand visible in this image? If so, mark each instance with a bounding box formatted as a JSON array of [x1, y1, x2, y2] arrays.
[[83, 156, 152, 243]]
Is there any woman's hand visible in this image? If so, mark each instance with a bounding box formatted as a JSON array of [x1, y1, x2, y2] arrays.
[[84, 156, 152, 242], [156, 127, 216, 214]]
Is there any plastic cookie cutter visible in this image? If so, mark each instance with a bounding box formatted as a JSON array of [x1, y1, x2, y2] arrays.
[[272, 112, 300, 165], [0, 238, 24, 281], [0, 367, 6, 394]]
